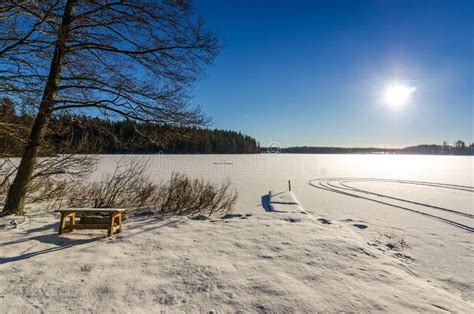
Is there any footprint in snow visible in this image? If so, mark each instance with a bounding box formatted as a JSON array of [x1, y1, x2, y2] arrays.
[[80, 265, 92, 273], [317, 218, 332, 225], [222, 213, 252, 219], [282, 217, 300, 223], [353, 223, 368, 230]]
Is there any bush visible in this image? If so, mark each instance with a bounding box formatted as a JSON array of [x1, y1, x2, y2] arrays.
[[0, 158, 15, 201], [83, 158, 154, 208], [154, 173, 237, 216], [68, 158, 237, 217], [1, 156, 237, 217], [0, 154, 97, 208]]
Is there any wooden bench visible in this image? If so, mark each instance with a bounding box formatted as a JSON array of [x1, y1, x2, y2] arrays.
[[54, 208, 126, 237]]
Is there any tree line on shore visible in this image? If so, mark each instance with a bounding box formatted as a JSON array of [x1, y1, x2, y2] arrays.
[[269, 143, 474, 155], [0, 98, 260, 156]]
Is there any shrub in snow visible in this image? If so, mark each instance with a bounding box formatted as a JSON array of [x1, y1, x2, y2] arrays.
[[67, 158, 237, 217], [154, 173, 237, 216]]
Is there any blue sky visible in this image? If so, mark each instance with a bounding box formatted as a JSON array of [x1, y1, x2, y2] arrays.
[[192, 0, 473, 147]]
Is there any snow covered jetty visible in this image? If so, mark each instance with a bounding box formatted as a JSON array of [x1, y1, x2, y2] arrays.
[[269, 190, 307, 214]]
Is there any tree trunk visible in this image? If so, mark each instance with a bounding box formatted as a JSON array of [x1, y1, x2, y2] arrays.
[[1, 0, 77, 216]]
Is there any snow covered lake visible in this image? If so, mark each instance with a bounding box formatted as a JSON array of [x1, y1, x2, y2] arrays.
[[93, 153, 472, 214]]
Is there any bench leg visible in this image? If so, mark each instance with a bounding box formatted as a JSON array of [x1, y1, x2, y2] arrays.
[[117, 213, 122, 233], [59, 213, 76, 235], [69, 213, 75, 229], [58, 213, 67, 235], [108, 213, 116, 237]]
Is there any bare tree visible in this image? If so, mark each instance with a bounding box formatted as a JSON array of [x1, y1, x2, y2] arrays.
[[0, 0, 220, 215], [0, 1, 55, 57]]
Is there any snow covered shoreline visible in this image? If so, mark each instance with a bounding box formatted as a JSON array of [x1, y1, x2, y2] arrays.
[[1, 154, 473, 312]]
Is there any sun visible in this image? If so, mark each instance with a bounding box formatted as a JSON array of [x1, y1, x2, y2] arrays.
[[383, 83, 416, 108]]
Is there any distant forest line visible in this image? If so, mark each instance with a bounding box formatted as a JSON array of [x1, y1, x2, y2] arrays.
[[2, 100, 471, 156], [0, 101, 260, 156], [266, 144, 474, 156]]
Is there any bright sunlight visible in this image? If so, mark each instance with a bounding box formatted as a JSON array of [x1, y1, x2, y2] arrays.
[[383, 82, 416, 108]]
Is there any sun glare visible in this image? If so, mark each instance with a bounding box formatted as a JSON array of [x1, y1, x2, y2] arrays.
[[383, 83, 416, 108]]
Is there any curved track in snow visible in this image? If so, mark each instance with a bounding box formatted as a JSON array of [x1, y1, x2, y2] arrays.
[[309, 178, 474, 233]]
